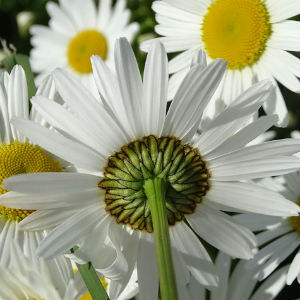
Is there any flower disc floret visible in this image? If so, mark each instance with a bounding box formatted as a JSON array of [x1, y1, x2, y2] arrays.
[[67, 29, 108, 74], [0, 141, 62, 221], [202, 0, 272, 69], [99, 136, 210, 232]]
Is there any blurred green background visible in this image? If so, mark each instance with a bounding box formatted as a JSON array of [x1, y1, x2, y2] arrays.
[[0, 0, 299, 299]]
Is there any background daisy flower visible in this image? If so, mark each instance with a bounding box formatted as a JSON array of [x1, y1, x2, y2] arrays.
[[30, 0, 139, 91], [141, 0, 300, 127], [0, 241, 85, 300], [1, 40, 300, 299], [0, 65, 67, 266], [236, 171, 300, 286]]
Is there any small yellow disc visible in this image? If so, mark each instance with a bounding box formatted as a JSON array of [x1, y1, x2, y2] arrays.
[[202, 0, 272, 70], [0, 141, 62, 221], [67, 29, 108, 74]]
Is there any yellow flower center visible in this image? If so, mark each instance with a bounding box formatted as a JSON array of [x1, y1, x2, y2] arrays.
[[67, 30, 108, 74], [290, 200, 300, 233], [202, 0, 272, 69], [0, 141, 62, 221]]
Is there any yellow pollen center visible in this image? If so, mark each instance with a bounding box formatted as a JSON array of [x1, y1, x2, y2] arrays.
[[0, 141, 62, 221], [67, 29, 108, 74], [202, 0, 272, 69], [290, 200, 300, 233]]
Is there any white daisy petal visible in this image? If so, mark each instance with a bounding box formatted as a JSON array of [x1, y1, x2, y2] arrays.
[[162, 0, 210, 13], [0, 82, 11, 143], [91, 55, 133, 140], [152, 1, 202, 24], [106, 0, 129, 34], [227, 260, 259, 300], [258, 232, 299, 280], [251, 266, 289, 300], [265, 0, 300, 22], [268, 49, 300, 78], [18, 208, 79, 231], [287, 251, 300, 285], [256, 224, 292, 247], [260, 50, 300, 93], [36, 204, 104, 259], [211, 156, 300, 180], [142, 41, 168, 136], [46, 2, 76, 36], [207, 115, 278, 156], [0, 189, 99, 210], [141, 36, 201, 53], [190, 49, 208, 69], [53, 68, 127, 150], [210, 252, 231, 300], [10, 118, 105, 171], [187, 205, 256, 259], [137, 234, 159, 300], [167, 68, 189, 100], [3, 172, 99, 194], [97, 0, 112, 28], [115, 38, 144, 137], [234, 213, 283, 232], [163, 59, 226, 140], [8, 65, 28, 142], [31, 95, 110, 157], [196, 116, 250, 157], [170, 223, 218, 288], [284, 172, 300, 196], [268, 21, 300, 51], [200, 79, 273, 132], [205, 181, 300, 216]]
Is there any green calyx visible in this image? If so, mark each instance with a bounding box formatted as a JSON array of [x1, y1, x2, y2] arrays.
[[99, 135, 210, 232]]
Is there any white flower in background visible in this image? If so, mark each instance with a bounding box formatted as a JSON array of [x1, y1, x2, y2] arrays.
[[30, 0, 138, 91], [2, 39, 300, 299], [141, 0, 300, 126], [0, 241, 84, 300], [0, 65, 66, 267], [209, 252, 288, 300], [236, 171, 300, 285], [291, 130, 300, 140]]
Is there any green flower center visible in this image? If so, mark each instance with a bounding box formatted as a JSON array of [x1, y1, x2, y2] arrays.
[[99, 136, 210, 232]]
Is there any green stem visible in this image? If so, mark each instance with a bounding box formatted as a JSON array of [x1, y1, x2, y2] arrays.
[[144, 177, 178, 300], [71, 249, 109, 300]]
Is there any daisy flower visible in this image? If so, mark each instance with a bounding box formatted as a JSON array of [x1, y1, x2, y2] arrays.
[[30, 0, 138, 91], [141, 0, 300, 126], [1, 39, 300, 299], [0, 65, 67, 267], [0, 241, 84, 300], [236, 171, 300, 285]]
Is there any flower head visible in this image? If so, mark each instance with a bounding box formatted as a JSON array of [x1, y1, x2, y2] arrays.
[[0, 65, 66, 267], [30, 0, 139, 92], [141, 0, 300, 126]]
